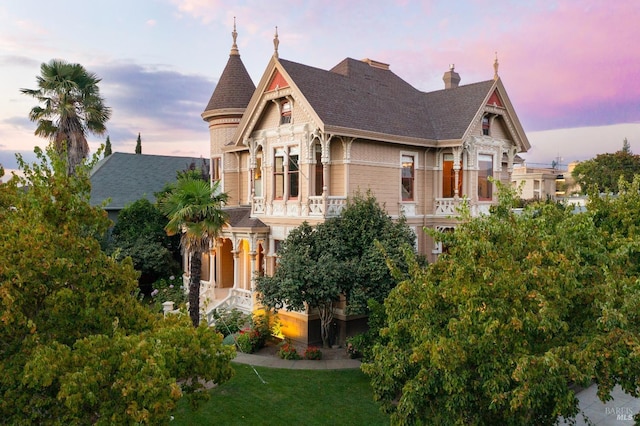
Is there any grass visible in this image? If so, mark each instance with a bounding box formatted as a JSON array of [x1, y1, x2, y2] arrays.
[[170, 364, 390, 425]]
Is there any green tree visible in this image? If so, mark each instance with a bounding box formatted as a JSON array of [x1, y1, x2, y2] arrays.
[[572, 139, 640, 193], [332, 191, 419, 313], [136, 132, 142, 154], [256, 192, 417, 348], [257, 222, 344, 347], [104, 135, 112, 157], [0, 148, 234, 424], [105, 198, 181, 294], [21, 59, 111, 175], [363, 184, 640, 425], [158, 178, 229, 327]]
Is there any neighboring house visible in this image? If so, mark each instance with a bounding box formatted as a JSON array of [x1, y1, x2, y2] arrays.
[[197, 26, 531, 344], [90, 152, 209, 222], [511, 164, 558, 200]]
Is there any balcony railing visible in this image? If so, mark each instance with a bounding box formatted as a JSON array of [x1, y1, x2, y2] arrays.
[[434, 198, 461, 216], [252, 195, 347, 218], [309, 196, 347, 217]]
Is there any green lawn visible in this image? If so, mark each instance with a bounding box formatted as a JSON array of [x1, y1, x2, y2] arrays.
[[171, 363, 390, 425]]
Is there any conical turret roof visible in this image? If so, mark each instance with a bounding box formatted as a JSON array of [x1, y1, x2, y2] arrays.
[[204, 54, 255, 112], [203, 23, 255, 114]]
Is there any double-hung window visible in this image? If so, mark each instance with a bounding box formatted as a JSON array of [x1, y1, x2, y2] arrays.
[[288, 148, 299, 199], [274, 149, 285, 199], [274, 147, 299, 200], [478, 154, 493, 201], [401, 155, 415, 201]]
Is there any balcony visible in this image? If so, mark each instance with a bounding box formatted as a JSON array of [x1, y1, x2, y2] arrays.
[[434, 198, 461, 216], [308, 196, 347, 217], [434, 198, 492, 217], [251, 195, 347, 218]]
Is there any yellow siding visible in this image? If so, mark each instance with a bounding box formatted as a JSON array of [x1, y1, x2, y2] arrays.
[[349, 163, 397, 209], [330, 163, 345, 195]]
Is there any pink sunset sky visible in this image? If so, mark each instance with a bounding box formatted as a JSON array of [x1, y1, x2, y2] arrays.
[[1, 0, 639, 174]]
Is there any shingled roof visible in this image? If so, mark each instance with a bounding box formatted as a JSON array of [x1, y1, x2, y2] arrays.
[[90, 152, 209, 211], [421, 80, 496, 140], [224, 206, 267, 229], [204, 53, 255, 113], [278, 57, 496, 142]]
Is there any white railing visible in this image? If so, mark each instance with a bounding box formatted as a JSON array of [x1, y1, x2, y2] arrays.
[[205, 288, 254, 325], [308, 196, 324, 215], [252, 196, 265, 214], [326, 196, 347, 217], [434, 198, 460, 216]]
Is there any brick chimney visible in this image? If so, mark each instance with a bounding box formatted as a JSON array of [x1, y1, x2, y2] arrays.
[[443, 64, 461, 89]]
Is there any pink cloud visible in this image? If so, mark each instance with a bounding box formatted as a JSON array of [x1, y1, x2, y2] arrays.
[[387, 1, 640, 131]]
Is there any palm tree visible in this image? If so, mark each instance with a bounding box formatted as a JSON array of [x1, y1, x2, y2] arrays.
[[158, 178, 229, 327], [21, 59, 111, 175]]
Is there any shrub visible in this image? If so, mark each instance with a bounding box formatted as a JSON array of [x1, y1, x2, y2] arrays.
[[149, 275, 186, 312], [211, 308, 250, 337], [236, 330, 254, 353], [278, 340, 302, 360], [346, 299, 388, 361], [222, 333, 237, 346], [346, 335, 365, 359], [250, 312, 272, 348], [304, 346, 322, 360]]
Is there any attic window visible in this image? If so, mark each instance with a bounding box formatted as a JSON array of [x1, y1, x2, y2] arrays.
[[482, 115, 490, 136], [280, 100, 291, 124]]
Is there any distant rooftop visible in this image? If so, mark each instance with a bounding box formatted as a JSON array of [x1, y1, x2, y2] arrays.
[[90, 152, 208, 211]]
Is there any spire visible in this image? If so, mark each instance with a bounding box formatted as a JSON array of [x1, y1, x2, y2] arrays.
[[493, 52, 499, 80], [230, 17, 239, 56], [273, 26, 279, 59]]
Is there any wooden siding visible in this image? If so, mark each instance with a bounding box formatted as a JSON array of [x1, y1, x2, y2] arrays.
[[330, 163, 345, 195], [490, 117, 509, 140]]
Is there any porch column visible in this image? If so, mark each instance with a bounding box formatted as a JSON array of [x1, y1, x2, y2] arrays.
[[249, 251, 257, 291], [453, 146, 463, 199], [232, 250, 239, 289]]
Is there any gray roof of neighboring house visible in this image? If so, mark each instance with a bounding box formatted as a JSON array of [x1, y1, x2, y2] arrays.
[[204, 53, 256, 113], [90, 152, 209, 211], [278, 57, 495, 142]]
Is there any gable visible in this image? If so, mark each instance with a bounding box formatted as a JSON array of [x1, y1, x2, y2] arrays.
[[486, 89, 503, 108], [267, 70, 290, 92]]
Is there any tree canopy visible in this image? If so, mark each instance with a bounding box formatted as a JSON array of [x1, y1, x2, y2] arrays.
[[572, 139, 640, 194], [104, 198, 181, 293], [21, 59, 111, 175], [363, 184, 640, 425], [256, 191, 417, 347], [104, 135, 112, 157], [0, 149, 234, 424]]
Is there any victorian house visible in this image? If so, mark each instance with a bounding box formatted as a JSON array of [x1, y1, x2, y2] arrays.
[[195, 25, 530, 344]]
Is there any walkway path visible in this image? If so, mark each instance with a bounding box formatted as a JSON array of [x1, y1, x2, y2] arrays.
[[232, 352, 361, 370]]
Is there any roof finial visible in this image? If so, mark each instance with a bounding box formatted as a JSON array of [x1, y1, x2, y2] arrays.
[[493, 51, 499, 80], [229, 17, 239, 56], [273, 26, 279, 59]]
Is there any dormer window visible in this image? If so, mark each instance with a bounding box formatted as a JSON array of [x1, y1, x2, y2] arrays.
[[280, 100, 291, 124], [482, 115, 490, 136]]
